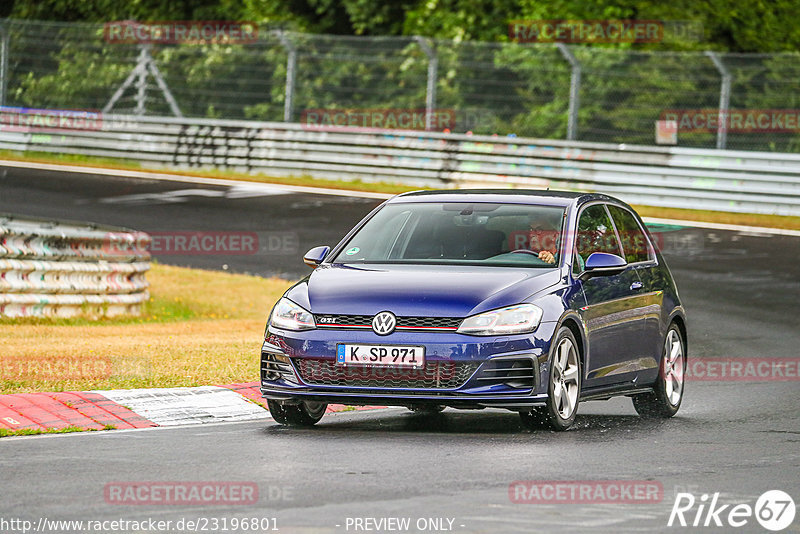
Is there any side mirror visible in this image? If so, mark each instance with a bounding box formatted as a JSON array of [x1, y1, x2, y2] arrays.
[[579, 252, 627, 281], [303, 246, 330, 268]]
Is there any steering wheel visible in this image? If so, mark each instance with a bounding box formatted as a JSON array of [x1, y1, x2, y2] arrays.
[[510, 249, 541, 255]]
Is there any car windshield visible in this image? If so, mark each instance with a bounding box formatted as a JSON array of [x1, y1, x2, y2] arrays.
[[333, 202, 566, 267]]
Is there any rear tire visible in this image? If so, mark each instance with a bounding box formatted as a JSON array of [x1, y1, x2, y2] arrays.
[[520, 327, 581, 431], [267, 400, 327, 426], [632, 324, 685, 418]]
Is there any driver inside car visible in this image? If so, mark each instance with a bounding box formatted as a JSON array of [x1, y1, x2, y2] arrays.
[[527, 213, 560, 264]]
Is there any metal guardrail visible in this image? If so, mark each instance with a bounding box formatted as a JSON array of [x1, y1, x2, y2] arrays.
[[0, 215, 150, 318], [1, 113, 799, 216]]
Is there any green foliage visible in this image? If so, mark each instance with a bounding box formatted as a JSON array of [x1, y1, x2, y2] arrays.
[[6, 0, 800, 52], [2, 1, 799, 150], [6, 0, 247, 23]]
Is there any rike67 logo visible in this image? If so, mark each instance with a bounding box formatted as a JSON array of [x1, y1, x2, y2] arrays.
[[669, 490, 795, 531]]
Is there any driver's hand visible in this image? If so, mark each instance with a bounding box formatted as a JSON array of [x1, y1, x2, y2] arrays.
[[538, 250, 555, 264]]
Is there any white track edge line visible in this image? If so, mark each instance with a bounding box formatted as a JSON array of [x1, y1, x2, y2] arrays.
[[0, 407, 402, 441]]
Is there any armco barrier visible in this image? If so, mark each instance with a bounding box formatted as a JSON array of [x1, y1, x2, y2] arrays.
[[0, 215, 150, 318], [0, 113, 799, 216]]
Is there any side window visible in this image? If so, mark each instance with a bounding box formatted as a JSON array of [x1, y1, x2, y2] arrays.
[[574, 204, 621, 271], [608, 205, 652, 264]]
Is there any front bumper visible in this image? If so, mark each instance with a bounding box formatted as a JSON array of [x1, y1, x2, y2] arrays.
[[260, 324, 557, 409]]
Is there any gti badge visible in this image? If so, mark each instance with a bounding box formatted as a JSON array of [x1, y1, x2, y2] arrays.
[[372, 311, 397, 335]]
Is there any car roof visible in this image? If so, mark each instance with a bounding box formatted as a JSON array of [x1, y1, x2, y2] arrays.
[[390, 189, 618, 208]]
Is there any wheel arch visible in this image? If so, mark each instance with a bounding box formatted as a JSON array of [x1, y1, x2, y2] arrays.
[[555, 312, 586, 374], [667, 310, 688, 358]]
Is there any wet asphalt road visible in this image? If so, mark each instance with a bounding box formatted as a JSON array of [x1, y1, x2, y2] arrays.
[[0, 165, 380, 279], [0, 164, 799, 533]]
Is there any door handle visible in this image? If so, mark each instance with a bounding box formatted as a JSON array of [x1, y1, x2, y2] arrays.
[[630, 281, 643, 291]]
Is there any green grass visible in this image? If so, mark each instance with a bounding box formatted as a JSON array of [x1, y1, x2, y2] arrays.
[[0, 425, 115, 438], [633, 204, 800, 231], [0, 263, 293, 394]]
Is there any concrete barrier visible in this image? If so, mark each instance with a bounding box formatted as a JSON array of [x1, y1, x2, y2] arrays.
[[0, 215, 150, 317]]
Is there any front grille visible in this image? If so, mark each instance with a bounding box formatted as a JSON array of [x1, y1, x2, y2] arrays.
[[315, 314, 461, 331], [295, 359, 480, 389], [317, 314, 372, 327], [399, 316, 462, 329]]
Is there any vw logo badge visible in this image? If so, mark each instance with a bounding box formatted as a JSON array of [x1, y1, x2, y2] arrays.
[[372, 311, 397, 335]]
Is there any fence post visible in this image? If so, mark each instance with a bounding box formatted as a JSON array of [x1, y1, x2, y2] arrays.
[[0, 21, 9, 107], [414, 36, 438, 131], [146, 47, 183, 117], [556, 44, 580, 141], [705, 51, 731, 150], [134, 46, 149, 115], [277, 31, 297, 122]]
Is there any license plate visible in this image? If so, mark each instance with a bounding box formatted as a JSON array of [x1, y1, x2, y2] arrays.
[[337, 344, 425, 368]]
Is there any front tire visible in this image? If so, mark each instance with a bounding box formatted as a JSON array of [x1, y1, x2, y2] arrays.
[[632, 324, 685, 418], [267, 400, 327, 426], [520, 327, 581, 431]]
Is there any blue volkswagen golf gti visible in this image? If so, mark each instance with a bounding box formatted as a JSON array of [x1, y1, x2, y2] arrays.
[[261, 190, 687, 430]]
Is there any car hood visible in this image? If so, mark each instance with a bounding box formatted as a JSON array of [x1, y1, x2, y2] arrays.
[[285, 263, 562, 317]]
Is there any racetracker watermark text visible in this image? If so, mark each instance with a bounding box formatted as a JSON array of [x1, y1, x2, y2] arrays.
[[104, 21, 258, 44], [683, 357, 800, 381], [508, 229, 704, 257], [509, 480, 664, 503], [0, 517, 278, 533], [103, 231, 298, 256], [104, 482, 259, 505], [1, 356, 112, 381], [301, 108, 456, 131], [661, 109, 800, 133], [508, 20, 703, 43], [0, 107, 102, 131]]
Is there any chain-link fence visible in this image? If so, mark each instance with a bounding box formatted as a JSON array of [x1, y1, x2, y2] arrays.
[[2, 18, 800, 152]]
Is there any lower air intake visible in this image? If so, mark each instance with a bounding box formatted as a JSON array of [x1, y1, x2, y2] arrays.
[[294, 359, 480, 389]]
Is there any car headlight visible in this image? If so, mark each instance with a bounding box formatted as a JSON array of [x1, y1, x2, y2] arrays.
[[457, 304, 543, 335], [269, 298, 316, 331]]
